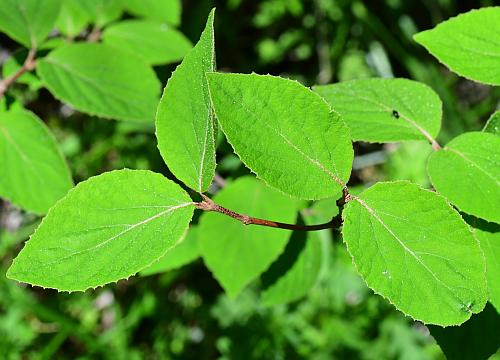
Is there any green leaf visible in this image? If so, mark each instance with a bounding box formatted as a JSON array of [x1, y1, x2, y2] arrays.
[[414, 7, 500, 85], [342, 181, 487, 325], [483, 111, 500, 136], [384, 141, 432, 187], [56, 0, 92, 37], [0, 109, 73, 214], [56, 0, 124, 36], [156, 10, 216, 192], [103, 20, 192, 66], [207, 73, 353, 200], [37, 43, 161, 122], [428, 132, 500, 223], [124, 0, 181, 26], [0, 0, 61, 48], [198, 177, 297, 298], [308, 194, 341, 222], [314, 78, 442, 143], [260, 217, 322, 305], [85, 0, 124, 28], [140, 226, 199, 276], [7, 169, 195, 291], [429, 303, 500, 360], [469, 217, 500, 312]]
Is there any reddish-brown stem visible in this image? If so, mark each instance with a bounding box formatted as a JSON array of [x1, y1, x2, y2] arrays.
[[431, 140, 442, 151], [195, 191, 349, 231], [0, 49, 36, 99], [87, 26, 101, 42]]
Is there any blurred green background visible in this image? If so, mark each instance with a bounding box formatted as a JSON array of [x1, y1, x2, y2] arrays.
[[1, 0, 499, 358]]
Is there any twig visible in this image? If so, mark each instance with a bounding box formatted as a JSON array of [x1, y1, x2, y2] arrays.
[[213, 173, 226, 188], [87, 26, 101, 42], [314, 1, 332, 85], [0, 48, 36, 99], [431, 140, 442, 151], [195, 193, 345, 231]]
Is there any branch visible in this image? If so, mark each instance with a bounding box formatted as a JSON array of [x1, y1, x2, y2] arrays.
[[0, 49, 36, 99], [430, 140, 442, 151], [213, 173, 226, 188], [195, 194, 344, 231], [87, 26, 101, 42]]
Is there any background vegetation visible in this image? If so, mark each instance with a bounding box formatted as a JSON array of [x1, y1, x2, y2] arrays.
[[1, 0, 499, 358]]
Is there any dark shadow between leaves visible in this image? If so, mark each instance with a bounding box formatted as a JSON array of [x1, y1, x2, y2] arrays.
[[429, 303, 500, 360], [260, 224, 307, 291]]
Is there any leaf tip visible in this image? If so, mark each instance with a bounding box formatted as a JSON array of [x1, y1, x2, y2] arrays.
[[412, 30, 429, 46]]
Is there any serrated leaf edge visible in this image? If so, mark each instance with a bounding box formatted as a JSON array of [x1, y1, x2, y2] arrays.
[[206, 72, 353, 201], [6, 168, 195, 292], [0, 108, 73, 215], [341, 180, 487, 326]]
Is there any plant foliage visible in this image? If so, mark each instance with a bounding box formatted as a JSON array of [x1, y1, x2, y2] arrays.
[[0, 5, 499, 353]]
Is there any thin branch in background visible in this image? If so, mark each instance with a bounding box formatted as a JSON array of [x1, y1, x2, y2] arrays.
[[87, 26, 102, 42], [314, 0, 332, 85], [0, 48, 36, 99], [213, 173, 226, 188]]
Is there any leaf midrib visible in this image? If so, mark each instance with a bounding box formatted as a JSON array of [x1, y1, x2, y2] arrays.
[[26, 202, 194, 268], [445, 147, 499, 186], [231, 96, 344, 187]]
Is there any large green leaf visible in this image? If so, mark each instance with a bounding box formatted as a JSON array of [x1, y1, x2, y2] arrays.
[[124, 0, 181, 26], [198, 177, 297, 298], [414, 7, 500, 85], [483, 111, 500, 136], [102, 20, 192, 66], [314, 78, 442, 143], [156, 10, 216, 192], [37, 43, 161, 122], [7, 169, 195, 291], [469, 217, 500, 312], [342, 181, 487, 325], [0, 0, 61, 48], [140, 226, 199, 276], [207, 73, 353, 200], [428, 132, 500, 223], [260, 217, 323, 305], [0, 109, 73, 214]]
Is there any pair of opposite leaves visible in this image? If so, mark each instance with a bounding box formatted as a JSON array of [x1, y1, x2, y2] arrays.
[[7, 9, 499, 327]]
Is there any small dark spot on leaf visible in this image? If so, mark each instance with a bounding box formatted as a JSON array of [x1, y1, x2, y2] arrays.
[[392, 110, 400, 119]]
